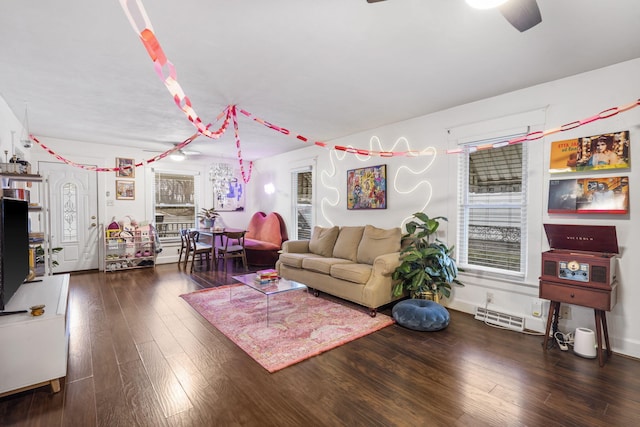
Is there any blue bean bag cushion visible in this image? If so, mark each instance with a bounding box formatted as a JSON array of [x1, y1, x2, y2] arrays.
[[392, 299, 450, 331]]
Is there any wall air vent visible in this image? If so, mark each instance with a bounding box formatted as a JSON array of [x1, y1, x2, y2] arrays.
[[474, 307, 525, 332]]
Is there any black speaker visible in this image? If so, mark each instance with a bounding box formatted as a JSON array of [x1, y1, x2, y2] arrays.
[[543, 260, 557, 277], [591, 266, 607, 283]]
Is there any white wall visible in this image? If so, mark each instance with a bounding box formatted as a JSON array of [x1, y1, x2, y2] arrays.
[[0, 97, 29, 165], [250, 58, 640, 359]]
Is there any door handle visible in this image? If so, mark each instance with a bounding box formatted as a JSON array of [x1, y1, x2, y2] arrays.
[[91, 223, 97, 227]]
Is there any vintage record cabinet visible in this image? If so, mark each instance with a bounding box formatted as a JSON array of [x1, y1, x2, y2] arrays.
[[539, 224, 619, 366]]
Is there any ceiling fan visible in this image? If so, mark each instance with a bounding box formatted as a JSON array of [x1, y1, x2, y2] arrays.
[[143, 143, 202, 161], [366, 0, 542, 33]]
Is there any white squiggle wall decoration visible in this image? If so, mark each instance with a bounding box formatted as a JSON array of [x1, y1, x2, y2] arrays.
[[319, 148, 345, 227], [394, 144, 437, 227], [319, 136, 437, 226]]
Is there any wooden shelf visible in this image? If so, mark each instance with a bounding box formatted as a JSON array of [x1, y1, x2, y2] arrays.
[[1, 173, 43, 184]]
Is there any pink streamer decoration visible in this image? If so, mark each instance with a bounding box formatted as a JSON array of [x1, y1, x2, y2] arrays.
[[446, 99, 640, 154], [30, 1, 640, 171]]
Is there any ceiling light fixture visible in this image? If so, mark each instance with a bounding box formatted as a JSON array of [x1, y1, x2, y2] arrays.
[[466, 0, 509, 9], [169, 150, 186, 161]]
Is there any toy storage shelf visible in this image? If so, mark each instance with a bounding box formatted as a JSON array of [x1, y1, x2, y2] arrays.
[[104, 225, 156, 272]]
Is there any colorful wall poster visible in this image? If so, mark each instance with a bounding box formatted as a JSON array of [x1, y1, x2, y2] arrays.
[[548, 176, 629, 214], [549, 131, 630, 173], [347, 164, 387, 210]]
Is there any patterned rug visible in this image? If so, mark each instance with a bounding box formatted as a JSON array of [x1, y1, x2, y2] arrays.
[[180, 284, 394, 372]]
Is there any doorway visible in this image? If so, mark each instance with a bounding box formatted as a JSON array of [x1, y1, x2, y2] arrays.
[[39, 161, 99, 272]]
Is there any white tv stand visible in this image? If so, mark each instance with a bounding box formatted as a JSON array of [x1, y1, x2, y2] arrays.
[[0, 274, 70, 397]]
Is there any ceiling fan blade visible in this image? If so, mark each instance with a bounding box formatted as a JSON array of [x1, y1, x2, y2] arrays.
[[366, 0, 387, 3], [499, 0, 542, 32], [182, 150, 201, 156]]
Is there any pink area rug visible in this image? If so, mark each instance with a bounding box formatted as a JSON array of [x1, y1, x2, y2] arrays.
[[180, 285, 394, 372]]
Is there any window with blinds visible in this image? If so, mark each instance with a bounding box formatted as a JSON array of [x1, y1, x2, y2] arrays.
[[457, 140, 528, 275], [291, 168, 313, 240], [154, 171, 198, 240]]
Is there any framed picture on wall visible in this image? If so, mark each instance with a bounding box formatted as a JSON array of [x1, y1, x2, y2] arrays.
[[116, 180, 135, 200], [347, 164, 387, 210], [116, 157, 136, 178], [549, 131, 630, 173], [213, 177, 246, 212], [548, 176, 629, 214]]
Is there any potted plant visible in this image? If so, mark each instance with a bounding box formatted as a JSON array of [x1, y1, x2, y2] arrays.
[[197, 207, 219, 228], [392, 212, 463, 302]]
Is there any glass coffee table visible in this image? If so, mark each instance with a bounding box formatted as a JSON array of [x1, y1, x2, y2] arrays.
[[232, 273, 308, 325]]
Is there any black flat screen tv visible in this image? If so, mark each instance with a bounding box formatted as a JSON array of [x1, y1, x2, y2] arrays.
[[0, 198, 30, 310]]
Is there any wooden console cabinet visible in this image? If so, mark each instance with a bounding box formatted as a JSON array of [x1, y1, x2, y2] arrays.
[[540, 279, 616, 367], [0, 274, 70, 397]]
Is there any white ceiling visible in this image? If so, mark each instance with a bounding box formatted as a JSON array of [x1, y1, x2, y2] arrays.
[[1, 0, 639, 161]]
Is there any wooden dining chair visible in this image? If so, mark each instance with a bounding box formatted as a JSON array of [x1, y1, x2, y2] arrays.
[[186, 230, 213, 273], [215, 230, 248, 273], [178, 229, 190, 268]]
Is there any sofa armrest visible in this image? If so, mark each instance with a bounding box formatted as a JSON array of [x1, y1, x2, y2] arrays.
[[282, 240, 310, 254], [372, 252, 401, 275], [361, 251, 402, 309]]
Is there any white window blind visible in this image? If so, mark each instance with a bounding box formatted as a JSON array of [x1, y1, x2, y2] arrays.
[[153, 170, 199, 240], [291, 167, 313, 240], [457, 138, 528, 276]]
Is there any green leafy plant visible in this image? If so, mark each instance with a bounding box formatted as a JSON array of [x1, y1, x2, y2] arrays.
[[197, 207, 219, 224], [392, 212, 463, 300], [34, 244, 63, 268]]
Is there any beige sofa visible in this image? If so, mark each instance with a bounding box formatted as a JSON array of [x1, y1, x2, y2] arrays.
[[276, 225, 403, 316]]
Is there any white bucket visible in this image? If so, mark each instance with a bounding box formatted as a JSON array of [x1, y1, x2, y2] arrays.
[[574, 327, 597, 358]]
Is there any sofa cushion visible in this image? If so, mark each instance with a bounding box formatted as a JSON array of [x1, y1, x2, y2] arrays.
[[332, 226, 365, 262], [330, 263, 372, 285], [309, 226, 340, 257], [302, 257, 353, 275], [244, 238, 280, 251], [356, 225, 401, 264], [279, 252, 322, 269]]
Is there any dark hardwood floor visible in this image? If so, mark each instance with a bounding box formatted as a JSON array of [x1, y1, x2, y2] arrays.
[[1, 261, 639, 426]]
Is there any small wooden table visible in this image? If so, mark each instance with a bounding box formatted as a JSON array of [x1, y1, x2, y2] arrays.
[[540, 280, 617, 367]]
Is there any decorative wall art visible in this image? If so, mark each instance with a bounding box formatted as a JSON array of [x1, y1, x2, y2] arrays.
[[116, 180, 135, 200], [549, 131, 630, 173], [209, 163, 245, 211], [116, 157, 136, 178], [548, 176, 629, 214], [215, 178, 245, 211], [347, 164, 387, 210]]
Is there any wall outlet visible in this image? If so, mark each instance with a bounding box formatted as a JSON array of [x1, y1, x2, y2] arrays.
[[486, 292, 494, 304], [560, 305, 572, 320], [531, 301, 542, 317]]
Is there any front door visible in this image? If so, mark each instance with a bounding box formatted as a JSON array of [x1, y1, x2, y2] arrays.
[[39, 161, 99, 273]]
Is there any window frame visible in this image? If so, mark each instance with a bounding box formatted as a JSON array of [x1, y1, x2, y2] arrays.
[[291, 166, 313, 241], [152, 168, 201, 242], [457, 136, 528, 278]]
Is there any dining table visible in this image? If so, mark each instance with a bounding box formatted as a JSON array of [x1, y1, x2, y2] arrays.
[[194, 228, 246, 270]]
